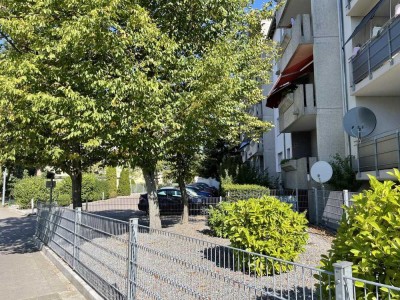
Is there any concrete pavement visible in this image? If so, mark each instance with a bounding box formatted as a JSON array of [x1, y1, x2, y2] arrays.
[[0, 207, 86, 300]]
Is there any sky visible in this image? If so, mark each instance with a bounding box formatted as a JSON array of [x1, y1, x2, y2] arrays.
[[252, 0, 267, 10]]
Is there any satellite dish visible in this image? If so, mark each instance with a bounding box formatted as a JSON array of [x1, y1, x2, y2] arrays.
[[343, 107, 376, 139], [310, 161, 333, 184]]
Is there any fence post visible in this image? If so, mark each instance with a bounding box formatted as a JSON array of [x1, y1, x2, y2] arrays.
[[127, 218, 138, 300], [73, 207, 81, 270], [295, 188, 299, 212], [313, 188, 319, 225], [343, 190, 349, 222], [333, 261, 354, 300]]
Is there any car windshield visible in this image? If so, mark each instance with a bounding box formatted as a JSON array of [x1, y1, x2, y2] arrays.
[[186, 189, 198, 197]]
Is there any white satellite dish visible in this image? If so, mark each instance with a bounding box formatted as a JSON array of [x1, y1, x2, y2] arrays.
[[310, 161, 333, 184]]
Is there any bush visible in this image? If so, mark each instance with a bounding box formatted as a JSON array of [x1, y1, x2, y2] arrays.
[[208, 196, 308, 275], [328, 154, 361, 191], [13, 176, 48, 208], [317, 170, 400, 299], [118, 168, 131, 196], [222, 183, 269, 201], [106, 166, 117, 198], [54, 174, 106, 206]]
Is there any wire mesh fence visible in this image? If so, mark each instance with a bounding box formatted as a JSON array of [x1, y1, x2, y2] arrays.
[[36, 202, 400, 300], [36, 202, 129, 300], [132, 224, 334, 300]]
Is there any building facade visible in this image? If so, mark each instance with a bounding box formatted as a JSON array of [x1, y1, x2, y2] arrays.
[[340, 0, 400, 181], [265, 0, 346, 189]]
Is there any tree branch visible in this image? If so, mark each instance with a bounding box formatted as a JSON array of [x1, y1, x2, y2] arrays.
[[0, 30, 22, 53]]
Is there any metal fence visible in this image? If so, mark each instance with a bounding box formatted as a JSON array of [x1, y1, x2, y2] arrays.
[[308, 189, 359, 231], [36, 202, 130, 300], [36, 202, 400, 300]]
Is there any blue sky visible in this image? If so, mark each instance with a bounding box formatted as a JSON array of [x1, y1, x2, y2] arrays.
[[252, 0, 266, 9]]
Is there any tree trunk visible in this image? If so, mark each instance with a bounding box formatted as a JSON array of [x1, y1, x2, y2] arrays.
[[143, 168, 162, 229], [71, 172, 82, 209], [177, 174, 189, 224]]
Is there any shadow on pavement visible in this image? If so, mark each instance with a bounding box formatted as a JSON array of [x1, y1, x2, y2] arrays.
[[0, 214, 38, 254]]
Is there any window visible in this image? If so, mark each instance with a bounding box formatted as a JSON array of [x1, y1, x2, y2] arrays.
[[287, 148, 291, 159]]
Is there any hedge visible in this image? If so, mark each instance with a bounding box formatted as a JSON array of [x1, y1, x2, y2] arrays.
[[54, 174, 107, 206], [222, 183, 269, 201], [13, 176, 48, 208], [118, 168, 131, 196]]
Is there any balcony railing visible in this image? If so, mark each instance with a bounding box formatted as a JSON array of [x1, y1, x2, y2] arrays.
[[357, 129, 400, 175], [351, 16, 400, 86]]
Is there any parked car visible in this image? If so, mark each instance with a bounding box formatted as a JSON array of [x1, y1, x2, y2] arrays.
[[187, 183, 218, 196], [138, 187, 206, 215], [185, 185, 213, 197]]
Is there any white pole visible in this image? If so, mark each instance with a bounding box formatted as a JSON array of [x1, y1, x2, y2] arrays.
[[2, 168, 7, 206]]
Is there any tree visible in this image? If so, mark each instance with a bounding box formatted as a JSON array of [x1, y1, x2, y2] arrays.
[[118, 168, 131, 196], [161, 3, 278, 223], [0, 0, 175, 209]]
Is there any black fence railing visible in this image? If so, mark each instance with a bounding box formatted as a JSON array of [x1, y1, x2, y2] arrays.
[[357, 130, 400, 174], [351, 16, 400, 85]]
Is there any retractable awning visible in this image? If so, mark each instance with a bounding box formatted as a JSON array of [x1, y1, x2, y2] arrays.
[[344, 0, 386, 47], [266, 55, 314, 108]]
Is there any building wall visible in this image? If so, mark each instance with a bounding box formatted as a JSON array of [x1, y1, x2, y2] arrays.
[[312, 0, 346, 161]]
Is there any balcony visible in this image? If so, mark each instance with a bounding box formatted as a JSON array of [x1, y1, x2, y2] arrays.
[[276, 0, 312, 28], [350, 17, 400, 94], [346, 0, 381, 17], [357, 129, 400, 180], [278, 84, 316, 133], [279, 14, 313, 73]]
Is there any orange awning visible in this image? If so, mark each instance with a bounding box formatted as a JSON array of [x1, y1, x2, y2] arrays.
[[266, 55, 314, 108]]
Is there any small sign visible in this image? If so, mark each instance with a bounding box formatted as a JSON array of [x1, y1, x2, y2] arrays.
[[46, 181, 56, 188]]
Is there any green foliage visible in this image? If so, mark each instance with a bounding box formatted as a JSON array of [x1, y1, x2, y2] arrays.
[[13, 176, 48, 208], [328, 154, 361, 191], [106, 167, 117, 199], [235, 163, 273, 187], [317, 170, 400, 299], [207, 202, 232, 238], [118, 168, 131, 196], [222, 183, 269, 201], [208, 196, 308, 275], [54, 174, 106, 206]]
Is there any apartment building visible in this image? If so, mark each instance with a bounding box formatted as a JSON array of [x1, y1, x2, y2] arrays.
[[340, 0, 400, 181], [265, 0, 346, 189]]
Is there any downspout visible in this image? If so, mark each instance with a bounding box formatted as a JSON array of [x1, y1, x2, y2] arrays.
[[337, 0, 352, 158]]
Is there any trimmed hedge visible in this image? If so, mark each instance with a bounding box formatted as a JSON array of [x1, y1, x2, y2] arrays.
[[222, 183, 269, 201], [54, 174, 107, 206], [13, 176, 48, 208], [317, 170, 400, 299], [106, 166, 117, 198], [208, 196, 308, 275], [118, 168, 131, 196]]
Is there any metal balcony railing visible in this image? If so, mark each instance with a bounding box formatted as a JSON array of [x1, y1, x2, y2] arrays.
[[351, 16, 400, 86], [357, 129, 400, 175]]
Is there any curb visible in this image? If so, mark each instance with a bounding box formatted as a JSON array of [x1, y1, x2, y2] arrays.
[[35, 239, 103, 300]]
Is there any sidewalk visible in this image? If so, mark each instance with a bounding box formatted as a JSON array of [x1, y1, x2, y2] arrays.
[[0, 207, 85, 300]]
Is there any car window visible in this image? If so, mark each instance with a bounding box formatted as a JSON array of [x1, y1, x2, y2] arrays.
[[157, 191, 167, 196]]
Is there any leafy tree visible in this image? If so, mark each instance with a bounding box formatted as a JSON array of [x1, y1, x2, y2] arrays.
[[0, 0, 174, 211], [106, 167, 117, 199], [118, 168, 131, 196]]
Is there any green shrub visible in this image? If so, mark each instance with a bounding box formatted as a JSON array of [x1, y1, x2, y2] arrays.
[[208, 196, 308, 275], [317, 170, 400, 299], [118, 168, 131, 196], [222, 183, 269, 201], [207, 201, 232, 238], [106, 166, 117, 198], [13, 176, 48, 208], [328, 154, 361, 191], [54, 174, 106, 206]]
